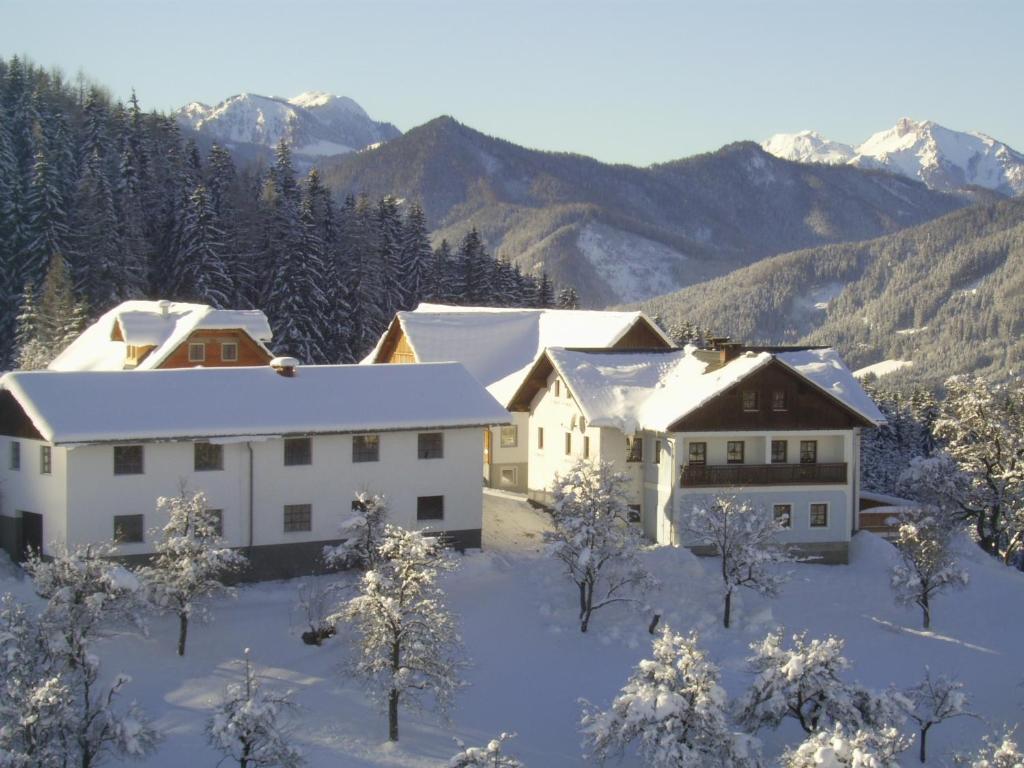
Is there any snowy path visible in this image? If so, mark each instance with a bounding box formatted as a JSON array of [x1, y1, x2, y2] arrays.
[[482, 489, 552, 554]]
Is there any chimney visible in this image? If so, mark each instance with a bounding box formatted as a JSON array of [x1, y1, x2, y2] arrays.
[[157, 300, 171, 316], [270, 356, 300, 377], [693, 337, 744, 372]]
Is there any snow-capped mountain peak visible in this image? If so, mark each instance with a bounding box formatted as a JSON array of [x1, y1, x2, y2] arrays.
[[175, 91, 400, 160], [762, 119, 1024, 196]]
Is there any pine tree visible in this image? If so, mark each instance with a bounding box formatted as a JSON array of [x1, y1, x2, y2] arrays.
[[376, 195, 404, 320], [556, 286, 579, 309], [174, 184, 234, 307], [399, 202, 432, 310], [69, 147, 121, 310], [15, 254, 87, 369], [534, 271, 555, 308], [455, 228, 490, 305], [21, 149, 69, 291], [427, 238, 454, 303]]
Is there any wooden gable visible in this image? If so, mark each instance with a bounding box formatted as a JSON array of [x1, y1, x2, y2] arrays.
[[0, 391, 45, 440], [612, 317, 672, 350], [668, 358, 874, 432], [373, 317, 417, 364], [158, 329, 272, 369]]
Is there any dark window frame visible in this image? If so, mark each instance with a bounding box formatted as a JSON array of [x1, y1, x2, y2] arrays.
[[500, 425, 518, 448], [727, 440, 745, 464], [417, 432, 444, 460], [284, 437, 312, 466], [416, 495, 444, 521], [773, 503, 792, 528], [39, 445, 52, 475], [627, 504, 642, 524], [800, 440, 818, 464], [654, 440, 662, 464], [810, 503, 829, 528], [553, 379, 560, 397], [688, 441, 706, 466], [220, 341, 238, 362], [741, 390, 759, 411], [283, 504, 312, 532], [564, 432, 572, 456], [537, 427, 544, 450], [194, 442, 224, 471], [188, 342, 205, 362], [771, 390, 788, 411], [626, 436, 643, 463], [583, 435, 590, 459], [352, 434, 380, 463], [113, 514, 144, 543], [10, 441, 20, 471], [771, 440, 788, 464], [113, 445, 143, 475]]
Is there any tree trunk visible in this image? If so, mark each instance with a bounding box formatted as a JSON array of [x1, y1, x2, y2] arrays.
[[388, 638, 400, 741], [921, 594, 930, 630], [578, 582, 587, 622], [580, 581, 593, 633], [178, 612, 188, 656], [723, 590, 732, 629], [919, 723, 930, 763]]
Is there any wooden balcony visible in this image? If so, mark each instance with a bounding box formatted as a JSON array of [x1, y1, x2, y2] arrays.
[[681, 462, 848, 488]]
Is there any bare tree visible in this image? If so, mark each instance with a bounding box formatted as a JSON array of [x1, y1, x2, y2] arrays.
[[905, 667, 975, 763]]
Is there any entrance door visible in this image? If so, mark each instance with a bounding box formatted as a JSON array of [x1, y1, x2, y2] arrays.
[[20, 512, 42, 561]]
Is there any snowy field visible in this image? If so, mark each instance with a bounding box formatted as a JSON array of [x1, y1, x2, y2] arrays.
[[4, 496, 1021, 766]]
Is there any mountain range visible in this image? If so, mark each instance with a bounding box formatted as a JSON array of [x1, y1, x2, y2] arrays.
[[176, 91, 400, 161], [763, 118, 1024, 197], [314, 116, 967, 306]]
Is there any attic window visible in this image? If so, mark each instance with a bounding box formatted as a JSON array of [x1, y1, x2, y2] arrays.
[[553, 379, 561, 397], [772, 390, 788, 411], [742, 390, 759, 411], [221, 342, 238, 362], [626, 437, 643, 463], [188, 342, 206, 363]]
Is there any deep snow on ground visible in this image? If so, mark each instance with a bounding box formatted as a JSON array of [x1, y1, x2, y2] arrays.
[[4, 505, 1022, 766]]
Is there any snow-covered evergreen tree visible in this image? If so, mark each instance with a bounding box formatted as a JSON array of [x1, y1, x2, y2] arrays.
[[69, 147, 121, 311], [890, 506, 969, 629], [534, 271, 554, 308], [683, 495, 791, 628], [455, 228, 491, 305], [782, 722, 910, 768], [449, 732, 524, 768], [932, 375, 1024, 562], [556, 286, 579, 309], [21, 149, 69, 291], [581, 626, 759, 767], [376, 195, 404, 321], [546, 459, 653, 633], [323, 491, 388, 570], [427, 238, 455, 303], [173, 184, 234, 308], [138, 490, 247, 656], [399, 202, 432, 310], [904, 668, 974, 763], [969, 730, 1024, 768], [207, 648, 304, 768], [736, 631, 901, 736], [333, 525, 465, 741]]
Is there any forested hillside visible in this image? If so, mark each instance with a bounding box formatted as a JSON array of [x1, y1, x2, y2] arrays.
[[0, 57, 558, 369], [318, 116, 969, 306], [637, 198, 1024, 385]]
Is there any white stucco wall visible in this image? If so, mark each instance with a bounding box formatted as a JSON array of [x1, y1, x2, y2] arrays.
[[526, 372, 604, 494], [13, 427, 483, 556], [0, 436, 69, 550]]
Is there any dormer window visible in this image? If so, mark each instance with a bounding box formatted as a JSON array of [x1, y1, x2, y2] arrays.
[[772, 390, 788, 411], [741, 390, 759, 411], [221, 342, 238, 362], [189, 342, 205, 363]]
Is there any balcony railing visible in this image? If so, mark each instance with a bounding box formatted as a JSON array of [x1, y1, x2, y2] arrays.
[[681, 462, 847, 488]]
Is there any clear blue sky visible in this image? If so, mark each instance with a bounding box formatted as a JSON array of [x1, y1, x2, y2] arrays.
[[2, 0, 1021, 166]]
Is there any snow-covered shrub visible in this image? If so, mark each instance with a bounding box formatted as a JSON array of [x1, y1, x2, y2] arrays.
[[323, 491, 388, 570], [138, 490, 248, 656], [449, 732, 524, 767], [782, 722, 910, 768], [736, 631, 900, 736], [905, 667, 974, 763], [546, 459, 654, 633], [208, 648, 303, 768], [333, 525, 465, 742], [683, 494, 791, 628], [968, 730, 1024, 768], [295, 578, 343, 646], [890, 505, 969, 630], [581, 625, 759, 767]]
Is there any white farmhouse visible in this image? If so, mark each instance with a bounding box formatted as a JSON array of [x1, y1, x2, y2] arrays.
[[0, 361, 509, 579], [507, 344, 885, 563], [363, 303, 672, 492]]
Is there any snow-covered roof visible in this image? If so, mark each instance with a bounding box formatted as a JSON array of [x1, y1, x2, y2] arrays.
[[363, 303, 671, 406], [49, 301, 273, 372], [530, 346, 883, 433], [1, 363, 509, 445]]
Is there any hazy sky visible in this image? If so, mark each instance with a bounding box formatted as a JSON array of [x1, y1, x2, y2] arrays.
[[2, 0, 1021, 166]]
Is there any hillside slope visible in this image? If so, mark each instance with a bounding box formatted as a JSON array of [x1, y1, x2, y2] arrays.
[[636, 198, 1024, 384], [318, 117, 968, 306]]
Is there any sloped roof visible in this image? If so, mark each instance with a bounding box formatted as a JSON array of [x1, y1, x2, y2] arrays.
[[363, 303, 671, 406], [1, 363, 509, 445], [49, 301, 273, 372], [524, 346, 884, 433]]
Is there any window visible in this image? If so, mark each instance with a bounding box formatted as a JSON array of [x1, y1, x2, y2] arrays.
[[583, 435, 590, 458], [771, 440, 788, 464], [564, 432, 572, 456], [39, 445, 52, 475], [742, 390, 759, 411], [352, 434, 380, 463], [188, 342, 205, 362], [626, 437, 643, 463], [627, 504, 642, 524], [417, 495, 444, 521], [810, 503, 828, 527], [113, 445, 143, 475], [10, 441, 20, 471], [800, 440, 818, 464], [206, 509, 224, 537], [113, 514, 144, 543], [500, 425, 518, 448], [773, 504, 792, 528], [772, 390, 788, 411], [284, 437, 312, 466], [688, 442, 706, 465], [418, 432, 444, 459], [283, 504, 312, 532], [537, 427, 544, 450], [221, 342, 238, 362], [499, 467, 517, 486], [194, 442, 223, 471], [727, 441, 745, 464], [553, 379, 560, 397], [654, 440, 662, 464]]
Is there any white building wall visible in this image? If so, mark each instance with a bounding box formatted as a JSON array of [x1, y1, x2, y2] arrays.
[[526, 372, 602, 497], [1, 436, 69, 549]]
